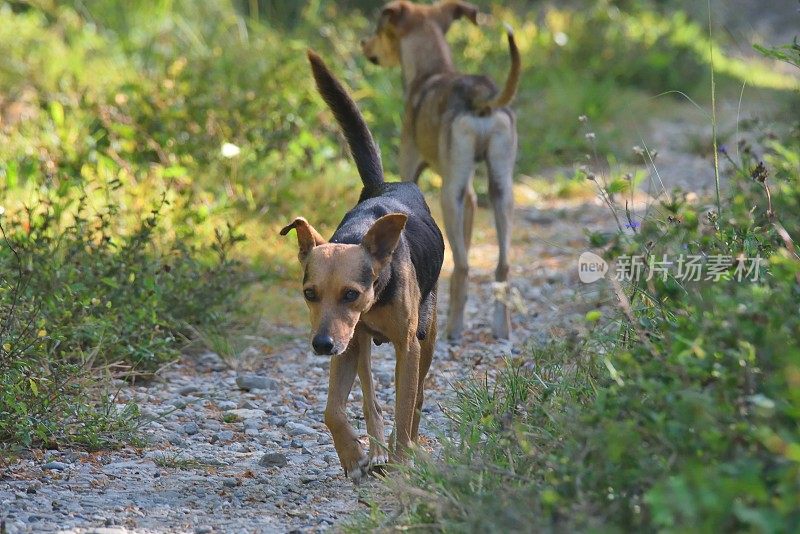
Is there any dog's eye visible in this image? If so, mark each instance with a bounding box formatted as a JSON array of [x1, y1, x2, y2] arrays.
[[342, 289, 360, 303], [303, 288, 317, 301]]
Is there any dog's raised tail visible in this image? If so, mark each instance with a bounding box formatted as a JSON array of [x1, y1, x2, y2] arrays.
[[307, 49, 384, 188], [480, 26, 521, 112]]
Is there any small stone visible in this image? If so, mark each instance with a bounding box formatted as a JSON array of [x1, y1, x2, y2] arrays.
[[216, 400, 237, 410], [212, 430, 235, 443], [222, 477, 238, 488], [4, 521, 26, 534], [42, 461, 68, 471], [269, 416, 287, 427], [178, 385, 200, 396], [140, 409, 160, 421], [242, 419, 262, 430], [167, 432, 186, 446], [376, 371, 393, 385], [195, 527, 213, 534], [225, 408, 266, 420], [285, 422, 317, 436], [197, 352, 227, 371], [259, 452, 288, 468], [235, 374, 278, 391], [183, 422, 200, 435], [244, 428, 259, 437]]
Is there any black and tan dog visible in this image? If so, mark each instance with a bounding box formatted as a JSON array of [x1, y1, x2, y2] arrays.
[[281, 51, 444, 481], [361, 0, 520, 341]]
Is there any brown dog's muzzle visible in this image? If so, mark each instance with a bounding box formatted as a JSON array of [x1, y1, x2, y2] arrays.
[[360, 38, 380, 65], [312, 333, 336, 356]]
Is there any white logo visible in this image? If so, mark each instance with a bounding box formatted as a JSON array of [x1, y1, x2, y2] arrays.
[[578, 252, 608, 283]]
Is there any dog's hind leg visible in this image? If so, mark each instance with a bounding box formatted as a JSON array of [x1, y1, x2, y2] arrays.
[[324, 337, 367, 481], [463, 183, 477, 254], [391, 334, 421, 462], [441, 130, 476, 341], [412, 289, 437, 441], [355, 328, 387, 470], [399, 127, 426, 183], [486, 121, 517, 340], [416, 288, 436, 340]]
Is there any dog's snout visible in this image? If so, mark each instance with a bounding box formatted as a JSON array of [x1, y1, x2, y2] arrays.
[[312, 334, 335, 355], [368, 56, 379, 65]]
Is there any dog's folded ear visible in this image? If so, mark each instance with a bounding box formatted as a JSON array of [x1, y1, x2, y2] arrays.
[[280, 217, 327, 263], [362, 213, 408, 271], [435, 0, 479, 31], [381, 2, 409, 29], [381, 2, 408, 25]]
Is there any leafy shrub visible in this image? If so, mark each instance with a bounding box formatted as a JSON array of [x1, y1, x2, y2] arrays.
[[0, 181, 244, 448], [0, 2, 250, 449]]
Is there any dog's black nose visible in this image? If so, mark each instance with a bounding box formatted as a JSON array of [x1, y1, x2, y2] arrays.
[[368, 56, 379, 65], [312, 334, 335, 355]]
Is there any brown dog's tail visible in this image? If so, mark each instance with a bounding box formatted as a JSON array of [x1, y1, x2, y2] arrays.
[[477, 26, 521, 113], [307, 49, 384, 188]]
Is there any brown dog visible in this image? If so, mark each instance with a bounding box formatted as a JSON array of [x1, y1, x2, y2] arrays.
[[362, 0, 520, 341], [281, 51, 444, 481]]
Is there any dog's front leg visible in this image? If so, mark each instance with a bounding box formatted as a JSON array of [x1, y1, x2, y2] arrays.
[[324, 338, 367, 481], [355, 328, 387, 470], [391, 335, 421, 462]]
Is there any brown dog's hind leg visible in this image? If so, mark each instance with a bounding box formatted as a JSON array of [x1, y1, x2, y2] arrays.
[[441, 162, 474, 341], [391, 335, 421, 462], [412, 290, 437, 441], [324, 338, 367, 482], [399, 122, 425, 183], [416, 288, 436, 340], [355, 328, 388, 470], [463, 183, 477, 254], [487, 127, 516, 340]]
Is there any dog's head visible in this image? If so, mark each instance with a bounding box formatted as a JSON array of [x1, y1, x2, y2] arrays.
[[361, 1, 479, 67], [280, 214, 407, 356]]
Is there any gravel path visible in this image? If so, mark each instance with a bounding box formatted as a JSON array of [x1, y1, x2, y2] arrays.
[[0, 192, 623, 533]]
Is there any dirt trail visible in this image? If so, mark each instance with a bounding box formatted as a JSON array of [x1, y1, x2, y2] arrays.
[[1, 103, 724, 532], [0, 197, 622, 533]]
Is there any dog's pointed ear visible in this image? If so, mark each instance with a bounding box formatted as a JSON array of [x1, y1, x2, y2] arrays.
[[381, 1, 409, 29], [280, 217, 327, 263], [362, 213, 407, 271], [435, 1, 479, 32]]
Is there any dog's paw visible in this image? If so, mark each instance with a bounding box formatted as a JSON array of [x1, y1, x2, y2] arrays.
[[368, 450, 389, 473], [343, 455, 370, 484]]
